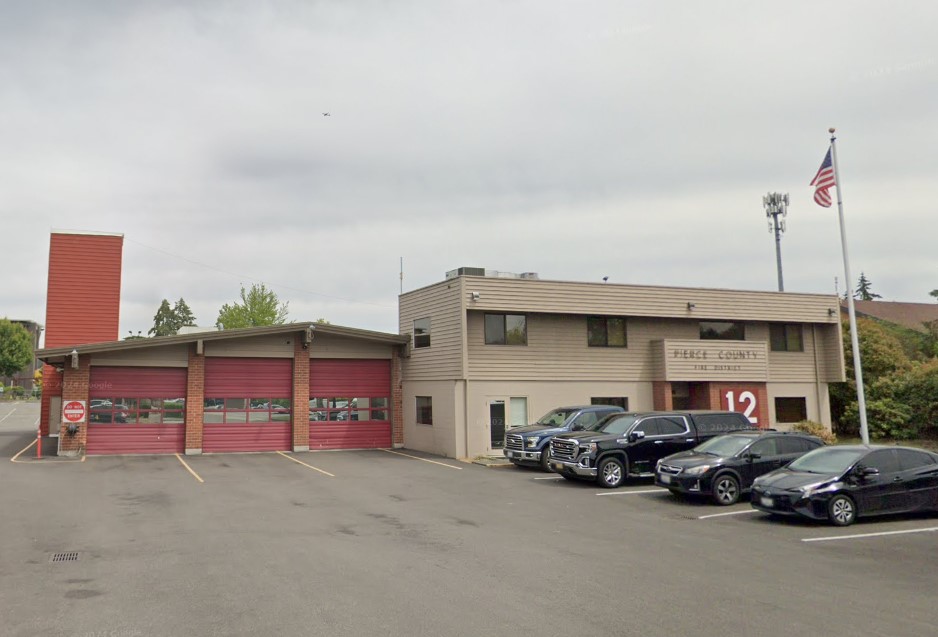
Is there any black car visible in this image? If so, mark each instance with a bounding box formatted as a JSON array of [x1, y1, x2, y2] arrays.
[[655, 431, 824, 505], [751, 445, 938, 526]]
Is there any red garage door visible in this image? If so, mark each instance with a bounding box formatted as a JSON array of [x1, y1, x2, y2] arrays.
[[87, 367, 187, 455], [309, 359, 391, 449], [203, 358, 293, 453]]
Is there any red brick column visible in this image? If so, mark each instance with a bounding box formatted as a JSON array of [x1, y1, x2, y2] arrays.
[[185, 345, 204, 455], [292, 337, 310, 452], [39, 364, 63, 436], [391, 347, 404, 448], [57, 356, 89, 456], [652, 381, 673, 411]]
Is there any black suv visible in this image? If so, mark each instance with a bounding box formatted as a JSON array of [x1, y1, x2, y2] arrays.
[[655, 431, 824, 505]]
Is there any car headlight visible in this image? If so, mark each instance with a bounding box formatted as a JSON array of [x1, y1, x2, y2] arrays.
[[579, 443, 597, 455], [683, 464, 711, 476], [793, 481, 831, 498], [525, 437, 540, 448]]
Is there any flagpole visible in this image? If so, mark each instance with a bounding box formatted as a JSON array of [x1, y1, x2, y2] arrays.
[[829, 127, 870, 444]]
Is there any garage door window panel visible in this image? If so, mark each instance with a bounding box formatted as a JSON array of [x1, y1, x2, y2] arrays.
[[310, 396, 389, 423], [89, 397, 186, 425]]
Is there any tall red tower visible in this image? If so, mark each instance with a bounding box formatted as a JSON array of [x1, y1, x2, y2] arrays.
[[40, 231, 124, 435]]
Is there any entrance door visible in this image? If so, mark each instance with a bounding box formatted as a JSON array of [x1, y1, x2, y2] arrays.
[[489, 401, 506, 450]]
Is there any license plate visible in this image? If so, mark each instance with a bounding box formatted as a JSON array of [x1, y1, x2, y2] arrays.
[[552, 463, 563, 471], [760, 496, 774, 508], [659, 473, 671, 484], [505, 451, 513, 458]]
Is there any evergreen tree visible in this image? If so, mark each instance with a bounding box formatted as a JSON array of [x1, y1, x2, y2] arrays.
[[854, 272, 881, 301], [930, 289, 938, 303], [173, 298, 197, 330], [149, 299, 177, 336]]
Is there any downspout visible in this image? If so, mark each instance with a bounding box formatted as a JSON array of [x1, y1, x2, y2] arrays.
[[812, 325, 823, 424]]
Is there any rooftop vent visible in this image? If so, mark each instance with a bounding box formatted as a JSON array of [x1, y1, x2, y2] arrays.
[[445, 267, 538, 280]]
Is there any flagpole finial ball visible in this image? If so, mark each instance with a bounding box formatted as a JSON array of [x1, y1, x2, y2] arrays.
[[829, 127, 836, 134]]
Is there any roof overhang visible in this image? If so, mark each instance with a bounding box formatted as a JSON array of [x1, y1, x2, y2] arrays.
[[36, 322, 409, 364]]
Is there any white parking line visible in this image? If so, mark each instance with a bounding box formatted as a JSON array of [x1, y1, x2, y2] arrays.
[[379, 449, 462, 470], [698, 509, 759, 520], [534, 476, 564, 480], [595, 489, 666, 497], [0, 407, 17, 424], [802, 526, 938, 543]]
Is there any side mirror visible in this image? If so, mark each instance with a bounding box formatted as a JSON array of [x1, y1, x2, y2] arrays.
[[629, 431, 645, 443], [747, 452, 762, 461], [857, 466, 880, 478], [571, 423, 584, 431]]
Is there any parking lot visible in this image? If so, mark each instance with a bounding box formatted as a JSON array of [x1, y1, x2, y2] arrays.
[[2, 401, 937, 637]]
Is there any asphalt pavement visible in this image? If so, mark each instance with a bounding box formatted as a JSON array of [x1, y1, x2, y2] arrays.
[[1, 400, 936, 636]]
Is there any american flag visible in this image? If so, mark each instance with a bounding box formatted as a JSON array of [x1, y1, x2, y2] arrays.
[[810, 148, 836, 207]]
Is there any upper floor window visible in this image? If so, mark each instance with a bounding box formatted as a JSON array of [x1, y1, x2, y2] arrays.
[[414, 317, 431, 348], [700, 321, 745, 340], [587, 317, 627, 347], [484, 314, 527, 345], [770, 323, 804, 352]]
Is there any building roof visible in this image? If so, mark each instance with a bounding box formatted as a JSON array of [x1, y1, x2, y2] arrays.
[[842, 300, 938, 332], [36, 322, 408, 363]]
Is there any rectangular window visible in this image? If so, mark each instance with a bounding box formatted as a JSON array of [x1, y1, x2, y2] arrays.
[[587, 317, 627, 347], [700, 321, 745, 340], [416, 396, 433, 425], [308, 397, 389, 423], [414, 317, 431, 348], [89, 397, 186, 425], [769, 324, 804, 352], [775, 397, 808, 423], [591, 397, 629, 410], [509, 397, 528, 428], [203, 397, 291, 424], [484, 314, 527, 345]]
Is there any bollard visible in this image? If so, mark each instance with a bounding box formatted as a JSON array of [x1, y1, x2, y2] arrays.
[[36, 427, 42, 460]]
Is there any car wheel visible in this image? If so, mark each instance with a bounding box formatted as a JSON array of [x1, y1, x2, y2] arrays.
[[827, 494, 857, 526], [598, 457, 626, 489], [712, 474, 740, 506], [539, 448, 553, 472]]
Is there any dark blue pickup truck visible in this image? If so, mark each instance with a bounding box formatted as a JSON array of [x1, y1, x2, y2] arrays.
[[503, 405, 624, 471]]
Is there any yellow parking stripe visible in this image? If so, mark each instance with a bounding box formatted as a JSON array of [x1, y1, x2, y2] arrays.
[[379, 448, 462, 470], [276, 451, 335, 477], [175, 453, 204, 483]]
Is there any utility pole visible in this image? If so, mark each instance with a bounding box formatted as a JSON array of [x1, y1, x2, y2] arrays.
[[763, 192, 789, 292]]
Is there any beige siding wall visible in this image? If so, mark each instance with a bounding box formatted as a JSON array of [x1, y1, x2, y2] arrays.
[[399, 280, 465, 380], [90, 344, 189, 367], [814, 324, 846, 382], [767, 382, 832, 431], [203, 334, 296, 358], [310, 333, 393, 359], [462, 276, 841, 324], [402, 380, 462, 457], [465, 380, 654, 456], [467, 314, 696, 381]]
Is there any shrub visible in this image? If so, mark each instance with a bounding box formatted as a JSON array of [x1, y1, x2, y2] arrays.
[[792, 420, 837, 445], [844, 398, 915, 440]]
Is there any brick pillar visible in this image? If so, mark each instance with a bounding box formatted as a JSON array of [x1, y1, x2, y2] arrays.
[[292, 337, 310, 452], [391, 347, 403, 448], [652, 381, 673, 411], [39, 364, 63, 436], [57, 356, 89, 457], [185, 345, 204, 455]]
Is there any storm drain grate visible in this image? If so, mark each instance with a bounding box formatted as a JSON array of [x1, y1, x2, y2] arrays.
[[50, 552, 80, 563]]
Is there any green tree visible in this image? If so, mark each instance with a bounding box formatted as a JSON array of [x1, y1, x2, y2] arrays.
[[215, 284, 289, 329], [149, 299, 176, 336], [149, 298, 198, 336], [0, 319, 34, 378], [173, 298, 196, 330], [854, 272, 881, 301], [930, 289, 938, 302]]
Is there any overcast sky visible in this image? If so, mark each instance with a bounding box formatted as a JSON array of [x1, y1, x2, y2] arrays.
[[3, 1, 936, 340]]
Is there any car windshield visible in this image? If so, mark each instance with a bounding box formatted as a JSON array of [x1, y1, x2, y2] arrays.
[[787, 447, 867, 474], [596, 415, 639, 435], [694, 435, 754, 457], [534, 409, 576, 426]]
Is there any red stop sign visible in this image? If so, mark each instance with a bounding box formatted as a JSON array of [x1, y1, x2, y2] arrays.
[[63, 400, 86, 423]]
